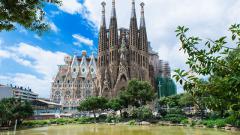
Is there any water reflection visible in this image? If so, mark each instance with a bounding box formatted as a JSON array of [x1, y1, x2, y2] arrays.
[[0, 124, 239, 135]]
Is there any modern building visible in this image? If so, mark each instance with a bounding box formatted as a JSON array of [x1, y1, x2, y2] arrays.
[[0, 84, 38, 101], [97, 0, 150, 98], [51, 51, 97, 112], [31, 99, 62, 120]]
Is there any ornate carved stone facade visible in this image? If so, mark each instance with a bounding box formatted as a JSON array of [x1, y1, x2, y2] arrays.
[[51, 51, 97, 110], [51, 0, 175, 106], [97, 0, 150, 98]]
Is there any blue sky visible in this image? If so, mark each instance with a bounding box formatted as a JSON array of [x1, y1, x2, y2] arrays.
[[0, 0, 240, 98]]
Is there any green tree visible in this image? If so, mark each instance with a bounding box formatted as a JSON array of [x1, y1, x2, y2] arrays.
[[178, 93, 194, 108], [173, 24, 240, 118], [158, 96, 169, 108], [158, 94, 181, 109], [131, 106, 153, 121], [0, 0, 61, 34], [120, 79, 155, 108], [107, 98, 123, 114], [0, 98, 33, 127], [78, 96, 108, 122]]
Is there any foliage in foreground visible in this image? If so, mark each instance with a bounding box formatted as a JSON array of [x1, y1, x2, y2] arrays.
[[0, 0, 61, 34], [201, 119, 226, 128], [0, 98, 33, 127], [173, 24, 240, 120], [161, 114, 187, 124], [22, 117, 95, 127]]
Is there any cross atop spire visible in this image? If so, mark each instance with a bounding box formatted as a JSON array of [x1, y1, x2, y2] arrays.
[[101, 1, 106, 27], [131, 0, 136, 18], [140, 2, 145, 28], [111, 0, 116, 18]]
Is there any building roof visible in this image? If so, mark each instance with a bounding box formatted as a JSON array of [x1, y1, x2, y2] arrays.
[[37, 99, 61, 106]]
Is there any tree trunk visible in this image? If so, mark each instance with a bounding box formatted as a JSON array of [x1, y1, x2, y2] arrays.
[[220, 109, 224, 118], [93, 110, 96, 123], [200, 109, 204, 119], [120, 109, 122, 118], [188, 105, 191, 115]]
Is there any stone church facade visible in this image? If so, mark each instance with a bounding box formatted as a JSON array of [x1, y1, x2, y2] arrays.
[[51, 51, 97, 110], [51, 0, 174, 109], [97, 0, 150, 98]]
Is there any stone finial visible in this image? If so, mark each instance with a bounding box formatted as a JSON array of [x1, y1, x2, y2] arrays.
[[101, 1, 106, 26]]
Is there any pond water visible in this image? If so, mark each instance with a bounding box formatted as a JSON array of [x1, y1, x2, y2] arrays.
[[0, 124, 239, 135]]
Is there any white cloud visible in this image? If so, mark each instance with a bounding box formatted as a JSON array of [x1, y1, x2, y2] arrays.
[[0, 50, 10, 58], [82, 0, 240, 60], [72, 34, 93, 46], [49, 10, 61, 18], [49, 22, 59, 33], [19, 28, 28, 34], [59, 0, 83, 14], [0, 43, 67, 97], [0, 39, 3, 45], [34, 34, 42, 40]]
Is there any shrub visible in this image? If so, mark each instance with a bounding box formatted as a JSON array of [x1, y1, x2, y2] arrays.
[[22, 120, 50, 127], [162, 114, 186, 123], [98, 114, 107, 120], [215, 119, 226, 128], [55, 118, 71, 125], [158, 109, 167, 117], [75, 117, 94, 124], [226, 115, 240, 127], [201, 120, 215, 128], [105, 115, 121, 123], [131, 107, 153, 121], [168, 108, 184, 115], [201, 119, 226, 128], [180, 119, 189, 125], [190, 120, 197, 127], [128, 120, 136, 125]]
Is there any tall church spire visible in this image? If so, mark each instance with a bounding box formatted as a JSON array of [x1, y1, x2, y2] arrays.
[[98, 1, 108, 68], [140, 2, 146, 28], [108, 0, 119, 88], [109, 0, 118, 49], [111, 0, 116, 18], [129, 0, 138, 66], [101, 1, 106, 27], [131, 0, 136, 18], [139, 2, 147, 51]]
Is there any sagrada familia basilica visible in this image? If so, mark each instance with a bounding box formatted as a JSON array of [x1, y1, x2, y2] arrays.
[[51, 0, 175, 111]]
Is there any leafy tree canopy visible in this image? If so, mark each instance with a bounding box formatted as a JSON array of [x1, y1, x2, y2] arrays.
[[107, 98, 122, 112], [78, 96, 108, 121], [119, 79, 155, 108], [174, 24, 240, 117], [0, 98, 33, 127], [0, 0, 61, 34]]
